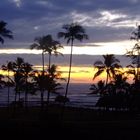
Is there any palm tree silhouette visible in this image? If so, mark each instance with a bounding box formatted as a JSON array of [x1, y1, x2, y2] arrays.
[[22, 62, 33, 107], [113, 73, 130, 94], [0, 21, 13, 44], [32, 71, 46, 108], [43, 35, 63, 70], [90, 80, 105, 95], [127, 25, 140, 81], [30, 35, 63, 74], [93, 54, 121, 86], [12, 57, 25, 102], [46, 64, 64, 104], [2, 61, 14, 106], [32, 65, 63, 108], [58, 22, 88, 98]]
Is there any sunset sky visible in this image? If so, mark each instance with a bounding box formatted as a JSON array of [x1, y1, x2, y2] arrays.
[[0, 0, 140, 83]]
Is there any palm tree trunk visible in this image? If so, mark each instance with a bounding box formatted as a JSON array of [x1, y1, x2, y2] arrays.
[[7, 71, 10, 107], [41, 51, 45, 109], [65, 39, 74, 98], [25, 75, 28, 107], [137, 50, 140, 81], [42, 51, 45, 75], [48, 54, 51, 71]]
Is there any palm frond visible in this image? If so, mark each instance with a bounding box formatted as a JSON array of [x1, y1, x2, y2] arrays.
[[93, 69, 104, 80]]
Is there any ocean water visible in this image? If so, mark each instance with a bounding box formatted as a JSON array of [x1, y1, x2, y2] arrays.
[[0, 83, 99, 108]]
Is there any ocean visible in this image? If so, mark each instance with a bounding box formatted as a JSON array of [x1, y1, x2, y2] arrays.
[[0, 83, 99, 108]]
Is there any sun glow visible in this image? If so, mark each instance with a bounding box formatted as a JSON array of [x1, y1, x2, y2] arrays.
[[0, 66, 134, 84]]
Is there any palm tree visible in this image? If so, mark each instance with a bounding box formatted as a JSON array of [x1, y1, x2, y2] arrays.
[[90, 80, 105, 95], [30, 36, 46, 74], [22, 62, 33, 107], [93, 54, 121, 86], [43, 35, 63, 70], [32, 65, 64, 108], [12, 57, 25, 102], [0, 21, 13, 44], [1, 61, 14, 106], [32, 71, 45, 108], [30, 35, 63, 74], [46, 64, 64, 104], [58, 22, 88, 98], [113, 73, 130, 94], [127, 25, 140, 81]]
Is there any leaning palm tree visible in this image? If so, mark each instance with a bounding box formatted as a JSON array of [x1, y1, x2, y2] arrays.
[[1, 61, 14, 106], [0, 21, 13, 44], [58, 22, 88, 98], [93, 54, 121, 86]]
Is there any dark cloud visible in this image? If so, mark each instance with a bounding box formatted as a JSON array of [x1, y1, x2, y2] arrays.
[[0, 0, 140, 48], [0, 53, 131, 67]]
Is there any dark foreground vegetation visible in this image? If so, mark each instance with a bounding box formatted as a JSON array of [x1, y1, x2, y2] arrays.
[[0, 105, 140, 140]]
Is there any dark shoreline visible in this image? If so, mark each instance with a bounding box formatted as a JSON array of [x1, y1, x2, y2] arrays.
[[0, 105, 140, 139]]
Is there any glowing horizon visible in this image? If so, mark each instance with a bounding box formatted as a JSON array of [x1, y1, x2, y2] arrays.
[[0, 65, 134, 84], [1, 40, 135, 55]]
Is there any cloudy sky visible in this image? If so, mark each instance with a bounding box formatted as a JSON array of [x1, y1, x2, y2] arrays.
[[0, 0, 139, 83], [1, 0, 140, 49]]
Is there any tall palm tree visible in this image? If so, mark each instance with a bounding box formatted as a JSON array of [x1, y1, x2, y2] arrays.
[[12, 57, 25, 102], [30, 35, 63, 74], [43, 35, 63, 70], [30, 36, 46, 74], [93, 54, 121, 86], [0, 21, 13, 44], [22, 62, 33, 107], [32, 71, 45, 108], [1, 61, 14, 106], [30, 35, 63, 107], [58, 22, 88, 98]]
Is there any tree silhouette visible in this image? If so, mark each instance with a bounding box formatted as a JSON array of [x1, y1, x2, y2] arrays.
[[22, 62, 33, 107], [30, 35, 63, 74], [1, 61, 14, 106], [90, 80, 105, 95], [93, 54, 121, 86], [46, 64, 64, 104], [32, 64, 63, 108], [42, 35, 63, 70], [58, 22, 88, 99], [11, 57, 25, 102], [127, 25, 140, 82], [0, 21, 13, 44]]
